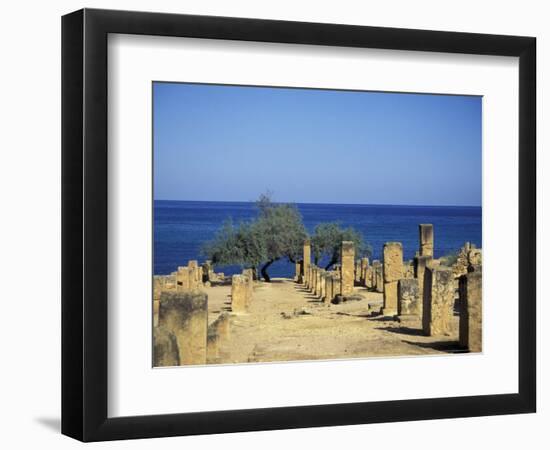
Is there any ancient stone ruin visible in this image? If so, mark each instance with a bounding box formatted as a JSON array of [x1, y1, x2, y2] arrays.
[[153, 223, 483, 366]]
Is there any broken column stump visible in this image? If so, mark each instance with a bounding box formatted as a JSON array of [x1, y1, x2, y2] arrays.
[[341, 241, 355, 296], [382, 242, 403, 316], [459, 270, 482, 352], [157, 290, 208, 365], [422, 267, 454, 336]]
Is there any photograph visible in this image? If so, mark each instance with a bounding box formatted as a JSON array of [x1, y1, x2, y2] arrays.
[[152, 82, 483, 367]]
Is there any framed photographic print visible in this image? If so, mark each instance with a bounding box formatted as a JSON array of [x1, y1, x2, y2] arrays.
[[61, 8, 536, 441]]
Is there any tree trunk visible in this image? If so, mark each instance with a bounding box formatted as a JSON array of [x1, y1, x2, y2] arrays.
[[260, 259, 275, 282], [324, 256, 338, 271]]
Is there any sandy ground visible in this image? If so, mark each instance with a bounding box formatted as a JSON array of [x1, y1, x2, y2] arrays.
[[202, 278, 463, 365]]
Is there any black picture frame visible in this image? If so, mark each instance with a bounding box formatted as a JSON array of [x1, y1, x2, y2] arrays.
[[62, 8, 536, 442]]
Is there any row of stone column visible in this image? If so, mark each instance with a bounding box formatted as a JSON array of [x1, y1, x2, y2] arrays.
[[298, 240, 358, 304]]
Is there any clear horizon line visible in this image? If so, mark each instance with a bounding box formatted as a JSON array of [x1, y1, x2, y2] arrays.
[[154, 198, 481, 208]]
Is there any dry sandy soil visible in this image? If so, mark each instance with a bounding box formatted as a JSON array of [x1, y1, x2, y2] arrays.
[[202, 278, 463, 365]]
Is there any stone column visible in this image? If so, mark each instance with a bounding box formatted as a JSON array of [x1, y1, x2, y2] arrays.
[[176, 266, 190, 292], [187, 260, 200, 290], [459, 271, 482, 352], [355, 260, 362, 283], [371, 260, 381, 292], [413, 255, 432, 317], [303, 239, 311, 285], [295, 260, 303, 283], [325, 273, 334, 304], [319, 270, 326, 300], [398, 278, 420, 317], [242, 268, 254, 308], [158, 291, 208, 365], [360, 257, 369, 286], [231, 274, 248, 314], [341, 241, 355, 296], [419, 224, 434, 257], [422, 267, 454, 336], [382, 242, 403, 316]]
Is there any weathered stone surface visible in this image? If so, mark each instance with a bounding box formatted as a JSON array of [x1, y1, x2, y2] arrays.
[[355, 259, 362, 283], [372, 260, 383, 293], [414, 255, 432, 310], [459, 271, 482, 352], [382, 281, 398, 316], [153, 299, 160, 327], [422, 267, 454, 336], [242, 268, 254, 307], [468, 248, 482, 267], [187, 260, 201, 290], [365, 266, 373, 288], [419, 224, 434, 257], [325, 273, 334, 304], [176, 266, 190, 292], [360, 257, 369, 286], [158, 291, 208, 365], [231, 275, 249, 314], [153, 326, 180, 367], [341, 241, 355, 295], [295, 260, 303, 282], [207, 312, 232, 361], [319, 270, 327, 300], [315, 268, 322, 297], [398, 278, 420, 316], [303, 239, 311, 285], [383, 242, 403, 283], [332, 275, 342, 301]]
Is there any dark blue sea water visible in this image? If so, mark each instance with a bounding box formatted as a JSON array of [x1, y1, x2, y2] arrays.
[[154, 200, 481, 277]]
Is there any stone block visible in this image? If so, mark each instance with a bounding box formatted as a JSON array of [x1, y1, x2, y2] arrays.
[[303, 239, 311, 284], [398, 278, 420, 316], [383, 242, 403, 283], [176, 266, 190, 292], [382, 281, 398, 316], [158, 291, 208, 365], [360, 257, 369, 286], [341, 241, 355, 295], [459, 271, 482, 352], [231, 274, 248, 314], [419, 224, 434, 257], [422, 267, 454, 336]]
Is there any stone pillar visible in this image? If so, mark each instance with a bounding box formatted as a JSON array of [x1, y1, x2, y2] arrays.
[[414, 255, 432, 317], [325, 273, 334, 304], [188, 260, 201, 290], [231, 274, 248, 314], [422, 267, 454, 336], [341, 241, 355, 296], [382, 242, 403, 316], [419, 224, 434, 257], [303, 239, 311, 285], [459, 271, 482, 352], [312, 266, 318, 293], [242, 268, 254, 308], [158, 291, 208, 365], [319, 270, 327, 300], [315, 268, 322, 297], [355, 260, 362, 283], [371, 260, 382, 292], [398, 278, 420, 317], [295, 260, 303, 282], [176, 266, 190, 292], [153, 293, 160, 328], [360, 257, 369, 286]]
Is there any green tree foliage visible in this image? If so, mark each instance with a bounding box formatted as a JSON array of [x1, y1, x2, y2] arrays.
[[203, 193, 307, 282], [311, 222, 372, 270]]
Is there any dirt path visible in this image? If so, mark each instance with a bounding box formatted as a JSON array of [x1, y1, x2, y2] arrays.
[[202, 278, 462, 365]]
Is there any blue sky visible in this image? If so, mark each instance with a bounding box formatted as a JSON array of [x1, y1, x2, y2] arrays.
[[153, 82, 481, 206]]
